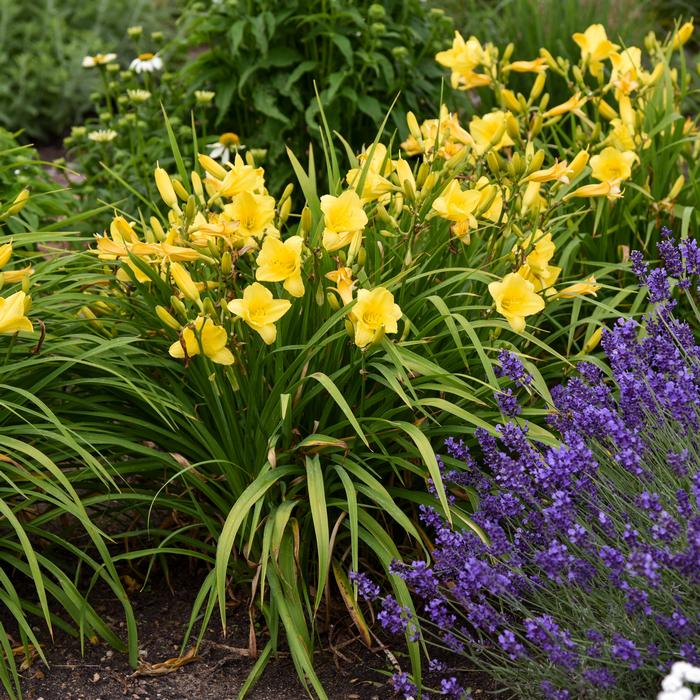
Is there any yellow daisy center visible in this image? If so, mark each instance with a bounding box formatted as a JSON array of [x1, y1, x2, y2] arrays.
[[138, 52, 155, 60], [219, 132, 240, 147]]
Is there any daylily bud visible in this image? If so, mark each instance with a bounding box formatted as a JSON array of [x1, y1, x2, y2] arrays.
[[668, 174, 685, 201], [150, 216, 165, 241], [22, 276, 30, 295], [597, 99, 618, 121], [278, 183, 294, 206], [502, 42, 515, 63], [300, 206, 312, 237], [529, 113, 543, 138], [539, 47, 557, 70], [172, 178, 189, 202], [327, 292, 341, 311], [487, 151, 502, 176], [177, 201, 192, 230], [7, 188, 29, 216], [198, 153, 227, 179], [344, 319, 355, 338], [155, 167, 180, 211], [279, 197, 292, 227], [420, 172, 438, 196], [568, 150, 590, 179], [526, 149, 545, 174], [673, 21, 694, 49], [202, 297, 217, 317], [245, 151, 256, 167], [0, 243, 12, 268], [357, 247, 367, 267], [530, 72, 546, 101], [501, 88, 521, 113], [221, 251, 232, 275], [171, 262, 200, 304], [572, 65, 584, 86], [416, 162, 431, 188], [582, 326, 604, 354], [191, 171, 204, 200], [170, 295, 188, 318], [156, 305, 181, 330], [648, 62, 666, 86], [509, 152, 525, 179], [406, 111, 421, 141]]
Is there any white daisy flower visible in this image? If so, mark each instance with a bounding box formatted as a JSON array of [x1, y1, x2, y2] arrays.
[[88, 129, 118, 143], [82, 53, 117, 68], [129, 52, 163, 74], [206, 132, 245, 164]]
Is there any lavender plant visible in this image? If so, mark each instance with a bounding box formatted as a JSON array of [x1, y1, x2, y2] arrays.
[[357, 228, 700, 699]]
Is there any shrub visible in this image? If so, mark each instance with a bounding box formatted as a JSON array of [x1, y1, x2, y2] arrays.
[[177, 0, 458, 191], [363, 227, 700, 699]]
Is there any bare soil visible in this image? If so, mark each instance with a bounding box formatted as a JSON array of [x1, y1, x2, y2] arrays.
[[10, 574, 394, 700]]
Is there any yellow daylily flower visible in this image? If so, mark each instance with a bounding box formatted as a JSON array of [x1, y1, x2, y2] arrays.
[[469, 111, 514, 154], [320, 190, 368, 252], [488, 272, 545, 333], [325, 267, 355, 306], [351, 287, 402, 348], [255, 235, 305, 297], [566, 181, 622, 200], [1, 266, 33, 284], [518, 263, 562, 296], [0, 291, 33, 334], [590, 146, 637, 184], [542, 92, 587, 119], [572, 24, 619, 76], [610, 47, 648, 97], [475, 176, 506, 223], [556, 276, 601, 298], [225, 191, 277, 240], [168, 316, 234, 365], [507, 58, 548, 73], [227, 282, 291, 345], [608, 119, 636, 151], [435, 31, 484, 73], [451, 69, 491, 91], [208, 154, 266, 198], [431, 179, 481, 227], [526, 160, 572, 184], [516, 231, 556, 277]]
